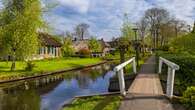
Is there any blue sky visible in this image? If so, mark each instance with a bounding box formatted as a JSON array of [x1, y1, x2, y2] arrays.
[[2, 0, 195, 41]]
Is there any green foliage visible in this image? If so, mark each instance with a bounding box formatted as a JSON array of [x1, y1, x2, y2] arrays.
[[157, 52, 195, 94], [64, 95, 122, 110], [171, 33, 195, 54], [121, 14, 134, 40], [78, 48, 90, 58], [88, 37, 102, 52], [0, 0, 43, 70], [62, 37, 74, 57], [25, 61, 35, 71], [182, 86, 195, 109]]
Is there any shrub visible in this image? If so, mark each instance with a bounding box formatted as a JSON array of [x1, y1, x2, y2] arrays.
[[157, 52, 195, 94], [25, 61, 35, 71], [78, 48, 90, 58], [182, 86, 195, 109]]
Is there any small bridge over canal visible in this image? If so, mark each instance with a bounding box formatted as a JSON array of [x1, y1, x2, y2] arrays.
[[114, 56, 182, 110]]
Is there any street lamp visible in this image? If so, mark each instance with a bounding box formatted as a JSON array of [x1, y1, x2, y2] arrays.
[[132, 28, 139, 68]]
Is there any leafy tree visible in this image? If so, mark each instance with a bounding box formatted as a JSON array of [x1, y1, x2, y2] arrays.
[[88, 37, 101, 52], [62, 37, 74, 57], [0, 0, 43, 71], [118, 14, 134, 63], [171, 33, 195, 54], [121, 14, 134, 40]]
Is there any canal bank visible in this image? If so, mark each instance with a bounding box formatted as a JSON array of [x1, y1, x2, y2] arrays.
[[0, 62, 117, 110], [0, 60, 107, 84]]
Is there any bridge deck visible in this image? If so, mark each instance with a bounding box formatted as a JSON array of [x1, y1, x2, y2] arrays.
[[119, 56, 177, 110]]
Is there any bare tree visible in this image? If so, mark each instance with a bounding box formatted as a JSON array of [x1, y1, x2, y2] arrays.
[[75, 23, 89, 40], [169, 19, 186, 37], [144, 7, 170, 49], [137, 17, 148, 40], [136, 17, 148, 56]]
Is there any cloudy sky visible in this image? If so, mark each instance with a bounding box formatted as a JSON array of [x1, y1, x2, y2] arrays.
[[22, 0, 195, 40]]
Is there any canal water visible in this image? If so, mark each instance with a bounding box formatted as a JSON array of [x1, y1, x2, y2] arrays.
[[0, 63, 116, 110]]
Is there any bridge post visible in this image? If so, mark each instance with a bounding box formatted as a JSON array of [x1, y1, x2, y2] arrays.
[[118, 69, 126, 96], [166, 67, 175, 97], [158, 59, 162, 73], [133, 58, 137, 74]]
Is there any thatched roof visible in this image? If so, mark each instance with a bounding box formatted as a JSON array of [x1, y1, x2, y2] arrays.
[[39, 33, 62, 47]]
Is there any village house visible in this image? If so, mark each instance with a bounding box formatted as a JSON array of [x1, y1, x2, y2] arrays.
[[32, 33, 62, 60], [72, 38, 112, 57]]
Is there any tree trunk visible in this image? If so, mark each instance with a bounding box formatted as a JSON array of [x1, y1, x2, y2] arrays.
[[11, 56, 16, 71], [120, 49, 125, 63], [11, 52, 16, 71]]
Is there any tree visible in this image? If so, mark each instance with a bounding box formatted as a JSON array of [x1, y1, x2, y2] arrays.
[[62, 36, 74, 57], [121, 14, 134, 40], [137, 17, 148, 55], [119, 14, 134, 63], [144, 7, 170, 49], [88, 37, 101, 52], [75, 23, 89, 40], [0, 0, 43, 71], [192, 21, 195, 33]]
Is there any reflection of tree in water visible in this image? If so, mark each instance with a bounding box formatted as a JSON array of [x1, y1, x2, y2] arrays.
[[75, 64, 112, 88], [0, 89, 40, 110]]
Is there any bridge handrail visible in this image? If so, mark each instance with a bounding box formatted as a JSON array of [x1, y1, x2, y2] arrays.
[[113, 57, 137, 96], [159, 57, 179, 72], [158, 57, 180, 98]]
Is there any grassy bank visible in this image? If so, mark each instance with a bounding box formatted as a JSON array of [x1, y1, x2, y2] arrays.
[[0, 58, 103, 80], [63, 95, 122, 110]]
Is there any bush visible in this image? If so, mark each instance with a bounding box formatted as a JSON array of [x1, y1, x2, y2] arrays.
[[171, 33, 195, 55], [77, 48, 90, 58], [182, 86, 195, 109], [157, 52, 195, 94], [25, 61, 35, 71]]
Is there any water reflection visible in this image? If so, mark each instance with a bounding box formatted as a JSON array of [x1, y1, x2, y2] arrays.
[[0, 63, 116, 110]]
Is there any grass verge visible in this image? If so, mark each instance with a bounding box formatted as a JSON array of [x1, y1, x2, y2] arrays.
[[0, 58, 103, 81], [63, 95, 122, 110]]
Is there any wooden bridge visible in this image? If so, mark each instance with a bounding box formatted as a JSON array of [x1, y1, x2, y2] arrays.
[[114, 56, 182, 110]]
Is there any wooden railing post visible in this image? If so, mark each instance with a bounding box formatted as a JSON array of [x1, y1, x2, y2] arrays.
[[166, 67, 175, 97], [159, 57, 179, 98], [114, 57, 136, 96], [118, 69, 126, 96], [133, 58, 137, 74], [158, 59, 162, 73]]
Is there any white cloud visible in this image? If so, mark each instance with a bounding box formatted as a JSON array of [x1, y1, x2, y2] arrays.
[[44, 0, 195, 40], [56, 0, 90, 13]]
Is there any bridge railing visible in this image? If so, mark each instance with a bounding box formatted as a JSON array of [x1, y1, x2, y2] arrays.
[[114, 57, 137, 96], [158, 57, 180, 97]]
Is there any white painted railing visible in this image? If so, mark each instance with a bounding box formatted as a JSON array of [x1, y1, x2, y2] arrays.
[[114, 57, 137, 96], [158, 57, 180, 97]]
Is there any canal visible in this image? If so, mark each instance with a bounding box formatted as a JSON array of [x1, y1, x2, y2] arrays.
[[0, 63, 116, 110]]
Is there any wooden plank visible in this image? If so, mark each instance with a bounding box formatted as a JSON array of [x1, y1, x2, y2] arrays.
[[128, 74, 163, 95], [119, 56, 177, 110]]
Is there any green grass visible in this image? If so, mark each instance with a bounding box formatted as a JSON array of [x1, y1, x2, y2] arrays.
[[63, 95, 122, 110], [0, 58, 103, 80]]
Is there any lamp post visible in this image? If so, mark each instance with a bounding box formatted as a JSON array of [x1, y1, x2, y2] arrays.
[[132, 28, 139, 68]]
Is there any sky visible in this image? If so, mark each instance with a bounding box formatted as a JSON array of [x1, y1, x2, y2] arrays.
[[2, 0, 195, 41]]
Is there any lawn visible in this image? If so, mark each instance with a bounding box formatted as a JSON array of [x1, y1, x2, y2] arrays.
[[0, 58, 103, 80], [63, 95, 122, 110]]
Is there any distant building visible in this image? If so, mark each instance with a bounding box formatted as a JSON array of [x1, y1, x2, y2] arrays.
[[31, 33, 62, 60], [72, 38, 112, 57]]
